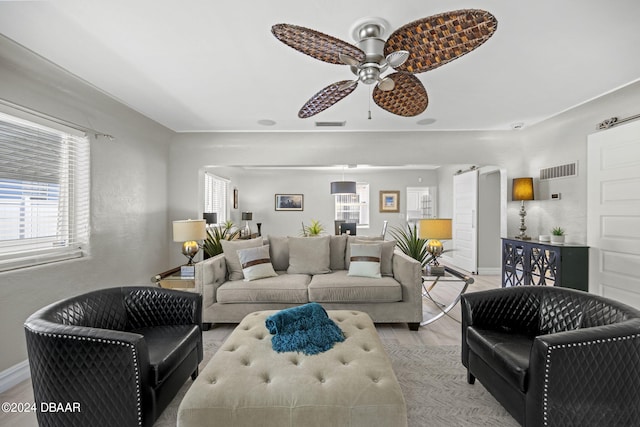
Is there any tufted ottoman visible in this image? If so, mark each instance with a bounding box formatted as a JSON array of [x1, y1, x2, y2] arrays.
[[177, 310, 407, 427]]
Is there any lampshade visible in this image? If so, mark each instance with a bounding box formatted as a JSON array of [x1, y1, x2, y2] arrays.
[[330, 181, 357, 194], [172, 219, 207, 242], [241, 212, 253, 221], [512, 177, 534, 201], [203, 213, 217, 224], [418, 219, 453, 240]]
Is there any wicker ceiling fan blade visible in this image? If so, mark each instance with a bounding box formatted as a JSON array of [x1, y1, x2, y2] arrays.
[[384, 9, 498, 74], [272, 24, 366, 65], [372, 73, 428, 117], [298, 80, 358, 118]]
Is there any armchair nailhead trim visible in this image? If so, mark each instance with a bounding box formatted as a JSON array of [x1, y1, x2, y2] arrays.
[[542, 333, 640, 426], [26, 328, 143, 427]]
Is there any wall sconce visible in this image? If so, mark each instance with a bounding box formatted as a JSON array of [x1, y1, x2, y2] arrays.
[[418, 218, 452, 276], [512, 177, 534, 240]]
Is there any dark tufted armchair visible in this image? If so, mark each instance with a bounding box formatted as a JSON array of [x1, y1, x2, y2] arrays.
[[461, 286, 640, 427], [24, 286, 202, 427]]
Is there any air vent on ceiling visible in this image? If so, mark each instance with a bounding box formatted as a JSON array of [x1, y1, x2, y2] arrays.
[[539, 162, 578, 180], [315, 121, 346, 127]]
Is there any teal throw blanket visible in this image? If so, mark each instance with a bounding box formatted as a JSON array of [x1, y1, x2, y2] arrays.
[[265, 303, 345, 355]]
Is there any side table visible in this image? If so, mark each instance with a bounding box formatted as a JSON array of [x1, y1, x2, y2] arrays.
[[421, 265, 474, 326], [151, 266, 196, 291]]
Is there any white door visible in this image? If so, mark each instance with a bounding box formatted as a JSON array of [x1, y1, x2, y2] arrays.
[[587, 120, 640, 308], [452, 170, 478, 274]]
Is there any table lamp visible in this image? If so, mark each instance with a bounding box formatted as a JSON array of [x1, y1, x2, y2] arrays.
[[419, 218, 452, 276], [512, 177, 534, 240], [241, 212, 253, 236], [173, 219, 207, 267]]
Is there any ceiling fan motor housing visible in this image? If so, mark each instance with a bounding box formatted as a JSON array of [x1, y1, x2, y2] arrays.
[[352, 23, 389, 84]]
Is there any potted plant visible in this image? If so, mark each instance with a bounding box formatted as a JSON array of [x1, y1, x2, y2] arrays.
[[302, 219, 325, 237], [201, 220, 239, 258], [550, 226, 565, 244]]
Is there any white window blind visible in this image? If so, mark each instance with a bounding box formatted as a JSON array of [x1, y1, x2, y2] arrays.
[[0, 111, 90, 271], [334, 183, 370, 227], [204, 173, 229, 224]]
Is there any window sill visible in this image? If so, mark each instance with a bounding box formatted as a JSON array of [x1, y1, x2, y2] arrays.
[[0, 248, 84, 273]]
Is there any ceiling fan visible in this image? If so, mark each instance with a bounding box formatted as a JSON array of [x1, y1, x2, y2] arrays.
[[271, 9, 498, 118]]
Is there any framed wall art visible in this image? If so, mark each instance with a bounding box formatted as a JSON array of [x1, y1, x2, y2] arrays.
[[275, 194, 304, 211], [379, 190, 400, 213]]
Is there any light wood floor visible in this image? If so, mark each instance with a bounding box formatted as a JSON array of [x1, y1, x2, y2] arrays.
[[0, 271, 501, 427]]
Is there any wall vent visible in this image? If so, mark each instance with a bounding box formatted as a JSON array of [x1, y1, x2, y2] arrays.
[[315, 121, 346, 127], [539, 162, 578, 180]]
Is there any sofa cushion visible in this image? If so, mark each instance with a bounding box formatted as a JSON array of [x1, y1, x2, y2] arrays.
[[467, 327, 533, 392], [221, 237, 264, 280], [217, 272, 311, 303], [345, 237, 395, 276], [237, 245, 278, 281], [308, 270, 402, 303], [348, 243, 382, 278], [287, 236, 331, 275], [132, 324, 201, 388], [267, 235, 289, 271]]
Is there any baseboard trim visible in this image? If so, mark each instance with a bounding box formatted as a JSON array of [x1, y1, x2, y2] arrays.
[[477, 267, 501, 276], [0, 359, 30, 394]]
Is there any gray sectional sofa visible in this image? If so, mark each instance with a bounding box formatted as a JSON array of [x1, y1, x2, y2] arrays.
[[194, 234, 423, 330]]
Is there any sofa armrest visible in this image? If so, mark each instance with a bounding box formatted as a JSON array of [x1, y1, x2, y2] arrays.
[[526, 320, 640, 426], [123, 286, 202, 328], [24, 320, 152, 427], [391, 250, 423, 320], [195, 253, 227, 307]]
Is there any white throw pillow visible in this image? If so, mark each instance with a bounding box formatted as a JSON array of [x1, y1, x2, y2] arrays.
[[237, 245, 278, 281], [220, 237, 263, 280], [347, 243, 382, 278]]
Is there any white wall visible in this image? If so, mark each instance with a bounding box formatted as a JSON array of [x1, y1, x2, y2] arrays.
[[168, 131, 524, 266], [0, 36, 173, 374], [517, 80, 640, 244], [226, 168, 437, 237]]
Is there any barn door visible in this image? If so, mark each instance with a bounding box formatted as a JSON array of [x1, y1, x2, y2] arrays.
[[587, 119, 640, 308], [452, 170, 478, 274]]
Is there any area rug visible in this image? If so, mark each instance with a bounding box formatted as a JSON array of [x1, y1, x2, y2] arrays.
[[154, 332, 518, 427]]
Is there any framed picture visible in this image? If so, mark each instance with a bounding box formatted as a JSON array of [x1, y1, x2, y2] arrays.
[[379, 190, 400, 213], [233, 189, 238, 209], [275, 194, 304, 211]]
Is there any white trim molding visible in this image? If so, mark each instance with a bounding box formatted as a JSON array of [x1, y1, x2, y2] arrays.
[[0, 359, 30, 394]]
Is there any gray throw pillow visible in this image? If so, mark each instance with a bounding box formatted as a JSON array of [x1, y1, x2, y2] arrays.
[[267, 236, 289, 271], [220, 237, 263, 280], [329, 234, 348, 270], [287, 235, 331, 275]]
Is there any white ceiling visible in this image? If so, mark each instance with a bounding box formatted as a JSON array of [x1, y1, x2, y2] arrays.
[[1, 0, 639, 133]]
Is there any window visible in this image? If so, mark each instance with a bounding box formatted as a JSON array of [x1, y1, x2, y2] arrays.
[[334, 183, 369, 227], [203, 172, 229, 224], [0, 111, 90, 271]]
